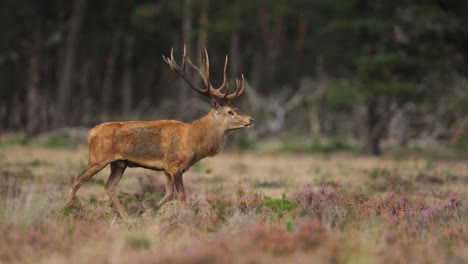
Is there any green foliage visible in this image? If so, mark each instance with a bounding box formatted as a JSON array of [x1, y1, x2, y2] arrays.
[[39, 136, 79, 148], [130, 4, 162, 32], [0, 135, 84, 149], [310, 138, 356, 153], [422, 157, 436, 171], [0, 136, 31, 147], [60, 203, 84, 217], [88, 178, 105, 186], [313, 0, 467, 110], [191, 161, 207, 173], [86, 196, 99, 205], [236, 132, 256, 152], [446, 139, 468, 152], [263, 197, 298, 218], [278, 138, 356, 154], [282, 216, 295, 231], [126, 234, 152, 249], [318, 17, 390, 37], [27, 159, 43, 167], [324, 83, 360, 110]]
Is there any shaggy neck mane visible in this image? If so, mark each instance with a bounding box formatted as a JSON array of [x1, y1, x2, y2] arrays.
[[189, 109, 227, 158]]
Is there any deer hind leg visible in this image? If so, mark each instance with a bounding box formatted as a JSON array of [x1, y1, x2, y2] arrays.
[[155, 173, 174, 208], [67, 161, 108, 203], [104, 161, 129, 220]]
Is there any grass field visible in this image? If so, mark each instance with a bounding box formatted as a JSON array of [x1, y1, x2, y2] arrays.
[[0, 145, 467, 263]]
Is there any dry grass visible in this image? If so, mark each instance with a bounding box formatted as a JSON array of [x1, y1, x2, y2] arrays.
[[0, 145, 467, 263]]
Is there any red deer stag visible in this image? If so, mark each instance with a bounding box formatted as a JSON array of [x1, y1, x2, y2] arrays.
[[66, 47, 254, 220]]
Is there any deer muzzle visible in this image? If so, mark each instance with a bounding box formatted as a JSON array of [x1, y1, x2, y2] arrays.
[[246, 118, 255, 128]]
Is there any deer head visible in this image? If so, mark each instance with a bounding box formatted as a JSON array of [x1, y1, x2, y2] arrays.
[[163, 46, 254, 131]]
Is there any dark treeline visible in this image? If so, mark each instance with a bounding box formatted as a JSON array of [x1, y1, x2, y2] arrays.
[[0, 0, 467, 154]]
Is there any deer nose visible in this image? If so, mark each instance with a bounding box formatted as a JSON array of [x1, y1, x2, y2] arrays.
[[248, 118, 255, 126]]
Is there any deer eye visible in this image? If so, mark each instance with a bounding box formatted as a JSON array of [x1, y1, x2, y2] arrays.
[[227, 110, 234, 116]]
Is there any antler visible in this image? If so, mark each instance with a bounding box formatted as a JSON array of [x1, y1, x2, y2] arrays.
[[163, 45, 245, 104]]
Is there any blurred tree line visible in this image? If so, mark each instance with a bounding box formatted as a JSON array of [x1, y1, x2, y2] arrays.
[[0, 0, 467, 155]]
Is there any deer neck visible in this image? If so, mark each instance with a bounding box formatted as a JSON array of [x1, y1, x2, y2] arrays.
[[189, 109, 227, 158]]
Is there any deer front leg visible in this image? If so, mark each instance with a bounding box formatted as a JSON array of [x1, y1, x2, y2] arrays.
[[104, 161, 129, 220], [155, 173, 174, 208], [173, 172, 186, 202]]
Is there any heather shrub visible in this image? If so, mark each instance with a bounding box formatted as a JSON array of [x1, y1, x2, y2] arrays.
[[293, 184, 359, 229], [156, 198, 214, 235], [1, 148, 467, 264], [0, 218, 110, 263], [364, 168, 414, 194], [124, 218, 336, 264], [206, 195, 235, 226], [234, 183, 264, 214], [0, 166, 34, 199], [117, 192, 147, 216], [219, 210, 258, 234], [0, 186, 52, 227], [374, 192, 463, 222], [135, 174, 166, 209], [59, 201, 114, 223], [136, 174, 166, 196]]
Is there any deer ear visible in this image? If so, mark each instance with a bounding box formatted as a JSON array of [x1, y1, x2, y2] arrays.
[[211, 100, 221, 111]]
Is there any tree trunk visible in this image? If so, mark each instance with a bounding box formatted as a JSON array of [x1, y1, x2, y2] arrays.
[[296, 16, 307, 57], [197, 0, 208, 56], [40, 92, 50, 132], [362, 98, 391, 155], [10, 94, 23, 131], [259, 10, 283, 79], [229, 30, 245, 148], [306, 102, 321, 137], [230, 30, 240, 77], [0, 99, 6, 133], [55, 0, 86, 128], [27, 0, 45, 136], [177, 0, 193, 120], [121, 34, 134, 117], [388, 106, 410, 147], [101, 30, 122, 120], [2, 100, 12, 131], [72, 61, 91, 125]]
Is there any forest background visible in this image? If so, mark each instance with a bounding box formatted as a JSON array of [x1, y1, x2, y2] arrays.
[[1, 0, 468, 155]]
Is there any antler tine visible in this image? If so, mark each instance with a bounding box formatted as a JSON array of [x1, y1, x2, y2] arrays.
[[210, 57, 245, 104], [207, 54, 232, 102], [164, 46, 247, 104], [181, 45, 187, 70], [204, 47, 210, 87], [163, 46, 209, 95], [162, 48, 175, 70], [239, 74, 246, 96], [225, 73, 245, 101], [186, 49, 210, 92], [222, 55, 230, 99], [218, 55, 230, 99]]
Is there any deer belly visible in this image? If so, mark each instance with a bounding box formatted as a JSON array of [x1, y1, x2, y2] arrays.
[[124, 159, 166, 171]]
